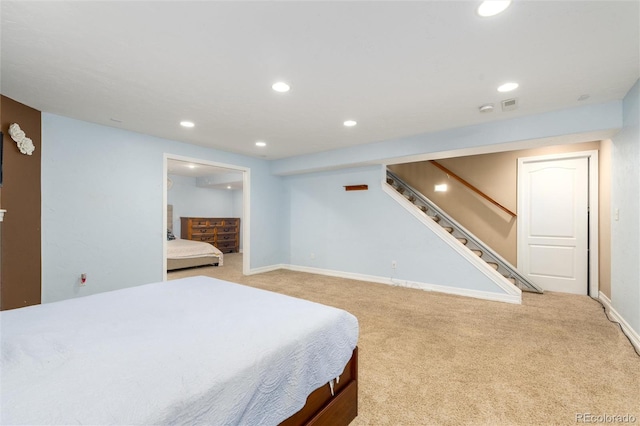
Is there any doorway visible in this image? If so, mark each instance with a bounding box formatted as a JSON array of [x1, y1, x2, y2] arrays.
[[162, 153, 250, 281], [517, 151, 598, 296]]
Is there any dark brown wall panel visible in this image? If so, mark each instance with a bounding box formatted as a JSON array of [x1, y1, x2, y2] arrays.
[[1, 96, 42, 310]]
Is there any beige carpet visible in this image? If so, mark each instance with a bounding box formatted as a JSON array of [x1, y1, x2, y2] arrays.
[[169, 254, 640, 425]]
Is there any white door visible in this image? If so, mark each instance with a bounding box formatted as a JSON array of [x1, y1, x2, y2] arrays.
[[518, 156, 589, 294]]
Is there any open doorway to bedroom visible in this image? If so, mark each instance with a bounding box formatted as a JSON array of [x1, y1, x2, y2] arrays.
[[162, 153, 250, 281]]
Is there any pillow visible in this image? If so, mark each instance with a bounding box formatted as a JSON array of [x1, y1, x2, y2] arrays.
[[167, 229, 176, 241]]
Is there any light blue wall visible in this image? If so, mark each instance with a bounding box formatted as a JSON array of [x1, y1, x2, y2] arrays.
[[611, 79, 640, 335], [284, 165, 507, 294], [167, 174, 235, 237], [41, 114, 285, 303], [272, 101, 622, 175], [41, 95, 634, 307]]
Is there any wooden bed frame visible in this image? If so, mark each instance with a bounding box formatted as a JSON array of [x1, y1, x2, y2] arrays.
[[281, 347, 358, 426]]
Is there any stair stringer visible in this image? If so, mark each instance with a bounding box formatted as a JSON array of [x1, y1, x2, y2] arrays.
[[382, 180, 522, 301]]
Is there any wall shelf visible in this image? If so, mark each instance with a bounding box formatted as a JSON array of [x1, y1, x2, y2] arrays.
[[344, 185, 368, 191]]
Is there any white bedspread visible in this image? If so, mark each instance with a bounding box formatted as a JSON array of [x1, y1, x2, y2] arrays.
[[0, 276, 359, 425], [168, 238, 223, 261]]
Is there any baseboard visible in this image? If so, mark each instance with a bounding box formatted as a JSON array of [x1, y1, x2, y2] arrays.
[[283, 264, 521, 304], [598, 292, 640, 352], [247, 264, 286, 275]]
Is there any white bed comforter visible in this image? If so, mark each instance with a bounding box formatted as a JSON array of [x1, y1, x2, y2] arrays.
[[0, 276, 359, 425]]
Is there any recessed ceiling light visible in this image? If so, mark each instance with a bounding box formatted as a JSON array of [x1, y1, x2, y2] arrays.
[[180, 121, 195, 128], [435, 184, 448, 192], [187, 164, 196, 169], [477, 1, 511, 17], [343, 120, 357, 127], [272, 82, 290, 93], [255, 141, 267, 147], [479, 104, 494, 113], [227, 185, 232, 190], [497, 82, 519, 92]]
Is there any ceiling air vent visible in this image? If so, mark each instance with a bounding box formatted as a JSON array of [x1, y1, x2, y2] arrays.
[[501, 98, 518, 111]]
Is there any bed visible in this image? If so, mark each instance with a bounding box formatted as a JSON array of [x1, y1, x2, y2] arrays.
[[167, 238, 223, 270], [167, 205, 223, 270], [0, 276, 359, 425]]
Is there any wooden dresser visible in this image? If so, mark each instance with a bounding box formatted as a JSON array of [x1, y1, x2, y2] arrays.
[[180, 217, 240, 253]]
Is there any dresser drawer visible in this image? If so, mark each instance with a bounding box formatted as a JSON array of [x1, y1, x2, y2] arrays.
[[216, 226, 237, 234], [223, 219, 239, 226], [189, 219, 210, 227], [216, 240, 237, 249], [192, 227, 214, 235], [216, 233, 236, 242], [194, 235, 215, 243]]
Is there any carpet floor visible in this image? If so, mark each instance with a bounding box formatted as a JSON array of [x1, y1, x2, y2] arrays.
[[168, 254, 639, 425]]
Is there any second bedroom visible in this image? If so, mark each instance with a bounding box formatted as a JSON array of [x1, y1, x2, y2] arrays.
[[166, 159, 244, 270]]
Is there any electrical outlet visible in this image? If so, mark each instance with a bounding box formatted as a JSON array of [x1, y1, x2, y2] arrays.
[[80, 273, 87, 286], [391, 260, 397, 269]]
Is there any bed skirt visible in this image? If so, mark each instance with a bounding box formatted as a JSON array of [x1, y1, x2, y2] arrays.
[[167, 256, 219, 271]]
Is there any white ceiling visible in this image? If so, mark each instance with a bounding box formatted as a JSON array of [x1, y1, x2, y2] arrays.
[[2, 1, 638, 160]]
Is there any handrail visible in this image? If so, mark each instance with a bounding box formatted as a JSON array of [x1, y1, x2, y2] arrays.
[[429, 160, 517, 217]]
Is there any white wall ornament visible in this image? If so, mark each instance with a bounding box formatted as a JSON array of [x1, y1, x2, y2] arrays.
[[8, 123, 35, 155]]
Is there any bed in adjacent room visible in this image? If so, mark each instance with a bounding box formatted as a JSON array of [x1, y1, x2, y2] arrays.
[[167, 237, 223, 270], [166, 204, 223, 270], [0, 276, 359, 425]]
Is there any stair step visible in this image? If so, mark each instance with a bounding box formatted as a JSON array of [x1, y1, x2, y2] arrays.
[[419, 205, 428, 213], [442, 226, 454, 233], [457, 238, 468, 245], [471, 249, 482, 257], [504, 276, 517, 285], [386, 178, 394, 185], [429, 216, 440, 223], [407, 195, 416, 202], [486, 262, 499, 270], [396, 186, 405, 194]]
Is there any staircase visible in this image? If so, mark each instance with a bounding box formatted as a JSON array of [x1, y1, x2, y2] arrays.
[[386, 169, 543, 294]]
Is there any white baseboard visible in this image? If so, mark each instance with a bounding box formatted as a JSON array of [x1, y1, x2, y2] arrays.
[[266, 264, 521, 304], [247, 264, 286, 275], [598, 292, 640, 352]]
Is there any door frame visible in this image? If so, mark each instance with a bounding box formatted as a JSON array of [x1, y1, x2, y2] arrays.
[[162, 153, 251, 281], [517, 150, 599, 297]]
